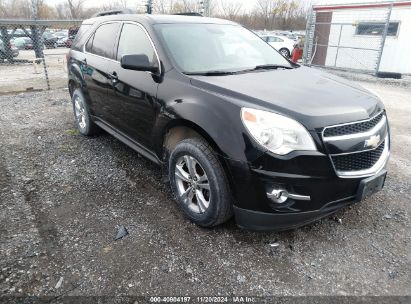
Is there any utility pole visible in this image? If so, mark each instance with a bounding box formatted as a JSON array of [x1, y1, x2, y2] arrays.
[[146, 0, 153, 14], [30, 0, 42, 59], [31, 0, 50, 90], [199, 0, 210, 16]]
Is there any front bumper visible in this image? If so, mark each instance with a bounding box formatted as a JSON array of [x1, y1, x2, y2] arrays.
[[226, 150, 388, 231], [234, 196, 354, 231]]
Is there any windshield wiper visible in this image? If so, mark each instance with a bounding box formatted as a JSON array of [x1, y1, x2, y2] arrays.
[[184, 64, 293, 76], [252, 64, 294, 70], [184, 70, 238, 76]]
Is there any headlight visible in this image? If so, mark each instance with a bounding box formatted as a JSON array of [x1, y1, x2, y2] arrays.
[[241, 108, 317, 155]]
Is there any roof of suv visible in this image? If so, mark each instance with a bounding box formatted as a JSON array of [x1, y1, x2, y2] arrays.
[[83, 14, 237, 26]]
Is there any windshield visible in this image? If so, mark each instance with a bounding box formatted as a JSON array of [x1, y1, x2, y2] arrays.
[[154, 23, 292, 74]]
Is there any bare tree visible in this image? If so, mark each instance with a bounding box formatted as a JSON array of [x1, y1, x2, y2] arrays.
[[101, 0, 131, 11], [218, 0, 243, 19], [0, 0, 6, 18], [66, 0, 87, 19], [55, 3, 67, 19], [154, 0, 174, 14]]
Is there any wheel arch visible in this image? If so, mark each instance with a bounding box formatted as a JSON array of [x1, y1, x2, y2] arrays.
[[68, 62, 86, 97], [161, 119, 226, 159], [160, 119, 235, 189]]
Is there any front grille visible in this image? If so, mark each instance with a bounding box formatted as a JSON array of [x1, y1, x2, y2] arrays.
[[324, 112, 384, 137], [331, 141, 385, 172]]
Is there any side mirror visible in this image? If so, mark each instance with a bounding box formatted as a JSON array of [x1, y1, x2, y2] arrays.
[[120, 54, 158, 73]]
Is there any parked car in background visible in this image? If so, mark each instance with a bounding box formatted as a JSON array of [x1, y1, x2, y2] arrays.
[[9, 29, 27, 38], [261, 34, 295, 58], [0, 39, 19, 61], [66, 26, 80, 48], [42, 32, 58, 48], [55, 31, 68, 39], [13, 37, 34, 50], [55, 31, 69, 47]]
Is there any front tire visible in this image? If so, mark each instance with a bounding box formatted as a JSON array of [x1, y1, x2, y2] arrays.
[[72, 88, 100, 136], [280, 48, 291, 58], [169, 138, 233, 227]]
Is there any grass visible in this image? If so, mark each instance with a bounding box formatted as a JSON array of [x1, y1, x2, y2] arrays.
[[64, 129, 80, 136]]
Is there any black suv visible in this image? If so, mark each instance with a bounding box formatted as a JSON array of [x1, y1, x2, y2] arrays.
[[67, 13, 390, 231]]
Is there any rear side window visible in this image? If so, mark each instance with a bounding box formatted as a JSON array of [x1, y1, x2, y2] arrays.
[[72, 24, 89, 43], [85, 34, 94, 52], [117, 23, 157, 65], [87, 23, 120, 59]]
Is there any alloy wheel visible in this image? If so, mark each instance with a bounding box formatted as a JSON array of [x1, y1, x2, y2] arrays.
[[280, 49, 289, 57], [174, 155, 211, 214], [74, 96, 87, 130]]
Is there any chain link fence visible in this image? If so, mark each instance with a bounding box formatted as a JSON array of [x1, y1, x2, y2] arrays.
[[0, 19, 82, 94], [303, 3, 394, 75]]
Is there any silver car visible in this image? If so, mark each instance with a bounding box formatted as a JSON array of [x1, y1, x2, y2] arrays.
[[0, 39, 19, 60]]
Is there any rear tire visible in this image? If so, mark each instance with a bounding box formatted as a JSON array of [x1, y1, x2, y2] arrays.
[[169, 138, 233, 227], [72, 88, 100, 136]]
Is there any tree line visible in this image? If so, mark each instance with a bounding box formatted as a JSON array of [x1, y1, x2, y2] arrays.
[[0, 0, 309, 30]]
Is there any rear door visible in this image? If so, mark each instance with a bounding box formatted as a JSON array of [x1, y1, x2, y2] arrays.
[[105, 22, 160, 148], [82, 22, 121, 120]]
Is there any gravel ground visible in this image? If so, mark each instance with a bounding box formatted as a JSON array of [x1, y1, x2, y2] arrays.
[[0, 79, 410, 298]]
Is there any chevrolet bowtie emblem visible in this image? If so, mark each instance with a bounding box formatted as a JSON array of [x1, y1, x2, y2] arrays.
[[365, 134, 380, 149]]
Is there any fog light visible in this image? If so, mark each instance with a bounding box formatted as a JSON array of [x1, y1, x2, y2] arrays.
[[267, 187, 289, 204], [266, 185, 311, 203]]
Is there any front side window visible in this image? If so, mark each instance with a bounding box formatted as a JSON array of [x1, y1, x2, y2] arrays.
[[154, 24, 291, 74], [356, 22, 399, 36], [117, 23, 157, 65], [87, 23, 120, 59]]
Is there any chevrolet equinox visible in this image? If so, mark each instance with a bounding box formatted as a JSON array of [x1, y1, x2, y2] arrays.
[[67, 13, 390, 230]]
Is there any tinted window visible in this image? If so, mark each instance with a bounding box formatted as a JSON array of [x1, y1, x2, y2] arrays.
[[88, 23, 120, 59], [356, 22, 399, 36], [72, 24, 90, 46], [117, 23, 157, 64], [85, 33, 94, 52]]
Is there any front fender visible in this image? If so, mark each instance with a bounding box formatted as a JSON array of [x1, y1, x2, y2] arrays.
[[152, 74, 264, 163]]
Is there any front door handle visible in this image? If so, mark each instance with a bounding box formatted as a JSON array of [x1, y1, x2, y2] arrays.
[[109, 71, 118, 83]]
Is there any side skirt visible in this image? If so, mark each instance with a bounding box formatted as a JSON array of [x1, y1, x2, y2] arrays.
[[92, 117, 162, 165]]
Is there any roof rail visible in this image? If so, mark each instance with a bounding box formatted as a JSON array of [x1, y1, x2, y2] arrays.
[[173, 12, 203, 16], [92, 9, 134, 17]]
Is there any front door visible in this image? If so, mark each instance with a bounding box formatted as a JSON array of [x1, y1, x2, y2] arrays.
[[106, 22, 160, 148]]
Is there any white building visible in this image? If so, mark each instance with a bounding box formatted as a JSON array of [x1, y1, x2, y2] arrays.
[[311, 1, 411, 74]]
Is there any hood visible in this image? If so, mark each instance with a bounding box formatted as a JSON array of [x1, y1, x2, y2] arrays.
[[189, 66, 384, 130]]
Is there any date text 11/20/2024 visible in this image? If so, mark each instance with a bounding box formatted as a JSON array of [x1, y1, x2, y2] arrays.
[[149, 296, 257, 303]]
